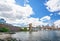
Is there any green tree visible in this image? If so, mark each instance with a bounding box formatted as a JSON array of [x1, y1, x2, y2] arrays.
[[24, 27, 27, 31], [20, 27, 28, 31], [0, 27, 9, 32]]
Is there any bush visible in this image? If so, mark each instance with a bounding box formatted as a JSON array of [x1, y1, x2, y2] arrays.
[[0, 27, 9, 32], [20, 27, 28, 31], [24, 28, 27, 31]]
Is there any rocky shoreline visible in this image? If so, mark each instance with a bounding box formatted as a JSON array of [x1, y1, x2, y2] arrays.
[[0, 33, 21, 41], [0, 37, 21, 41]]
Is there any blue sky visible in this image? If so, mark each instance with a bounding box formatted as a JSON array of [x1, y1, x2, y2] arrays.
[[16, 0, 60, 27], [16, 0, 50, 18], [16, 0, 60, 22], [0, 0, 60, 27]]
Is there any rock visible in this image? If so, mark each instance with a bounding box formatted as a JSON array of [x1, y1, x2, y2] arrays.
[[0, 37, 21, 41]]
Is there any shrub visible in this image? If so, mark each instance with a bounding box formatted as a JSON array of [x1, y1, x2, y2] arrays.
[[0, 27, 9, 32], [20, 27, 28, 31]]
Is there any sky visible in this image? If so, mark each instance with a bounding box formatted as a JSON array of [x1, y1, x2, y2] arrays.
[[0, 0, 60, 27]]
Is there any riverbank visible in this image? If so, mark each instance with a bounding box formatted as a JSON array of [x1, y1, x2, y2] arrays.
[[0, 37, 21, 41], [0, 33, 21, 41], [0, 33, 11, 39]]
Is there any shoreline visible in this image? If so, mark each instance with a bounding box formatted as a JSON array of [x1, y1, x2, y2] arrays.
[[0, 33, 11, 39]]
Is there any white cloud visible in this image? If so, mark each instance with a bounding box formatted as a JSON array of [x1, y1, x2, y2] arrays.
[[11, 17, 43, 27], [45, 0, 60, 27], [0, 0, 34, 23], [58, 12, 60, 15], [50, 13, 53, 16], [24, 0, 29, 6], [22, 17, 51, 27], [0, 0, 51, 27], [5, 17, 49, 27], [54, 20, 60, 28], [45, 0, 60, 12], [40, 16, 51, 21], [39, 16, 51, 26]]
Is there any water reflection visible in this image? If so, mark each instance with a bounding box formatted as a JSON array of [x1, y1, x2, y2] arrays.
[[11, 31, 60, 41]]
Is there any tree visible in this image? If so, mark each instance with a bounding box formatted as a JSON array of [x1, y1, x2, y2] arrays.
[[24, 27, 27, 31], [0, 27, 9, 32]]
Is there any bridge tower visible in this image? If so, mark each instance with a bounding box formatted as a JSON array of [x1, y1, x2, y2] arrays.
[[29, 23, 32, 31]]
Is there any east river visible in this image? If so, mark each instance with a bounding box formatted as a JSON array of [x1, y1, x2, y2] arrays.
[[11, 30, 60, 41]]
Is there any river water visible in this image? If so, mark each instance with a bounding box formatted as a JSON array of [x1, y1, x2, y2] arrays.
[[11, 30, 60, 41]]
